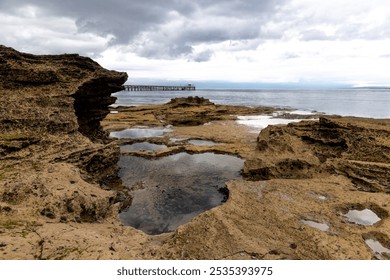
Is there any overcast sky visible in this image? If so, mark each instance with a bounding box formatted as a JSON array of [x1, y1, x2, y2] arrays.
[[1, 0, 390, 87]]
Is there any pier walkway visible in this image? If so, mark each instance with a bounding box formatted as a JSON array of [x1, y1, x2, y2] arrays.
[[124, 84, 195, 91]]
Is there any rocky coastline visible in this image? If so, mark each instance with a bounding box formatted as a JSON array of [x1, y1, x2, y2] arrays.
[[1, 46, 389, 260]]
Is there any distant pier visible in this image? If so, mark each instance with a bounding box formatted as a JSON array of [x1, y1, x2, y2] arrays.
[[124, 84, 195, 91]]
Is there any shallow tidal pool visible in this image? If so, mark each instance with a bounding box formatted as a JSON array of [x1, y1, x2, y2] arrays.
[[120, 142, 168, 151], [118, 152, 244, 235], [110, 127, 172, 139], [344, 209, 381, 226]]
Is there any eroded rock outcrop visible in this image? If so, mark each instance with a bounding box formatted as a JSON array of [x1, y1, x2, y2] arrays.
[[244, 116, 390, 193], [0, 45, 128, 253], [0, 45, 127, 142]]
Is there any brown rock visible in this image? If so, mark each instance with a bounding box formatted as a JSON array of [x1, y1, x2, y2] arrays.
[[0, 46, 140, 260]]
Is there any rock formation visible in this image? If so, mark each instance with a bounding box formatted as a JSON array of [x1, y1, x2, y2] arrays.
[[0, 46, 132, 259], [244, 116, 390, 193], [103, 98, 390, 260], [0, 45, 127, 181], [1, 46, 389, 260]]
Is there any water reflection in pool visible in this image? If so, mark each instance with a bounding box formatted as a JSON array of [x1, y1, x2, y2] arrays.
[[344, 209, 381, 226], [110, 127, 172, 139], [119, 152, 244, 235], [188, 139, 218, 146], [301, 219, 329, 231], [365, 239, 390, 259], [120, 142, 168, 151]]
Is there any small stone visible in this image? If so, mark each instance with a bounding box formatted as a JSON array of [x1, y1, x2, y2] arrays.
[[0, 242, 7, 247], [109, 243, 116, 252], [1, 206, 12, 212]]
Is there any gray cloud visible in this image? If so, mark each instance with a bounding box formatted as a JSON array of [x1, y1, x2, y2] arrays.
[[0, 0, 193, 44], [0, 0, 286, 59], [2, 0, 389, 62], [191, 49, 214, 62], [300, 29, 332, 41]]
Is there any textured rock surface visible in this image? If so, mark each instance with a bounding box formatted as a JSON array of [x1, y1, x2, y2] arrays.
[[244, 117, 390, 192], [1, 46, 389, 260], [104, 100, 390, 260], [0, 45, 127, 183], [0, 46, 137, 259], [0, 45, 126, 142]]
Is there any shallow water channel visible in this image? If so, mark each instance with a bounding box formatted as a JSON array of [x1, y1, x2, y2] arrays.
[[118, 152, 244, 235]]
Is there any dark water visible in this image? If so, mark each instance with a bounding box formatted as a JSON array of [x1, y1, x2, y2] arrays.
[[112, 88, 390, 118], [118, 152, 244, 235]]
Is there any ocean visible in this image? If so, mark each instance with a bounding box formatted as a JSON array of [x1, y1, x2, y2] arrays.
[[112, 88, 390, 119]]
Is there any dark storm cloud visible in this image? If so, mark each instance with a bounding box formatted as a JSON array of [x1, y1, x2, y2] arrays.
[[0, 0, 286, 59], [0, 0, 195, 44]]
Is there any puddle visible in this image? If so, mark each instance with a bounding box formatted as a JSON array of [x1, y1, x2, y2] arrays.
[[308, 192, 328, 201], [110, 127, 172, 139], [120, 142, 167, 151], [118, 152, 244, 235], [365, 239, 390, 254], [168, 137, 188, 145], [236, 115, 308, 132], [344, 209, 381, 225], [365, 239, 390, 259], [188, 139, 218, 146], [236, 114, 316, 133], [318, 195, 327, 200], [301, 219, 329, 231]]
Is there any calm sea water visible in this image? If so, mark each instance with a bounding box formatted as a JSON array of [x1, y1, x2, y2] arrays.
[[112, 88, 390, 118]]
